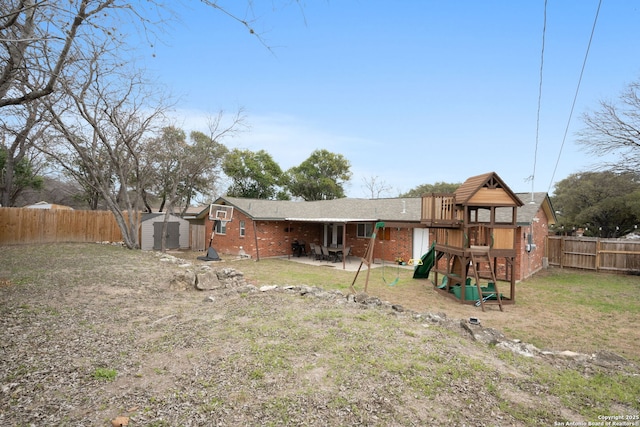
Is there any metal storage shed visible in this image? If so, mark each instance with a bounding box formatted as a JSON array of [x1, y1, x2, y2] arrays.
[[140, 213, 190, 251]]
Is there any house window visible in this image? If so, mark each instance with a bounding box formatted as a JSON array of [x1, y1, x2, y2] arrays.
[[239, 220, 246, 237], [215, 220, 227, 235], [357, 223, 373, 238]]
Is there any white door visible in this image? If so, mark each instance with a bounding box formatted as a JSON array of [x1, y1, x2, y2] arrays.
[[412, 228, 430, 261], [324, 223, 344, 247]]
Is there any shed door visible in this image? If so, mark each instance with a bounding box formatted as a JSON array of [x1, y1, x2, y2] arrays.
[[153, 222, 180, 250]]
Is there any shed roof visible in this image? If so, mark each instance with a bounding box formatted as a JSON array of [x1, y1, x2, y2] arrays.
[[141, 212, 188, 222]]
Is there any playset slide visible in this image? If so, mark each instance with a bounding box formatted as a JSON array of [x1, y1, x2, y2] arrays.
[[412, 242, 440, 279]]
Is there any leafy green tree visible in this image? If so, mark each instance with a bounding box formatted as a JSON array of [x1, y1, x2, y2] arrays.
[[286, 149, 352, 201], [145, 126, 230, 214], [223, 149, 287, 199], [0, 147, 43, 206], [148, 126, 189, 213], [551, 171, 640, 237], [182, 130, 230, 207], [399, 181, 461, 198]]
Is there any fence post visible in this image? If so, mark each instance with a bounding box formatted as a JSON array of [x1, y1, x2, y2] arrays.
[[595, 238, 600, 272], [559, 236, 564, 269]]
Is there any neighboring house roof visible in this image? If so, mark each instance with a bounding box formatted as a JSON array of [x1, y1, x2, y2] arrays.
[[214, 196, 422, 223], [469, 192, 556, 225], [515, 192, 557, 226], [180, 205, 210, 220], [25, 201, 73, 210]]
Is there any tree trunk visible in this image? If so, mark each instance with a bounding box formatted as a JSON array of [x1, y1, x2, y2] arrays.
[[0, 155, 14, 207]]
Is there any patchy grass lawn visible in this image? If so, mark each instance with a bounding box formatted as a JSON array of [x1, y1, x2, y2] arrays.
[[0, 243, 638, 426], [221, 255, 640, 362]]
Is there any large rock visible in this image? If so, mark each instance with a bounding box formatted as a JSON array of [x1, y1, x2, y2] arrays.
[[168, 270, 197, 291], [461, 321, 506, 345], [192, 266, 247, 291], [215, 267, 247, 289], [195, 268, 224, 291]]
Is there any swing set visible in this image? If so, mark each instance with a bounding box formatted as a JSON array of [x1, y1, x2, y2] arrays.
[[351, 222, 417, 292]]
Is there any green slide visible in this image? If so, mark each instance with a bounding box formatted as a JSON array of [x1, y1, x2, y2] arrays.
[[413, 242, 440, 279]]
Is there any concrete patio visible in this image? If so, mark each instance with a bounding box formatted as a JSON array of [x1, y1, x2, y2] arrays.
[[281, 254, 415, 272]]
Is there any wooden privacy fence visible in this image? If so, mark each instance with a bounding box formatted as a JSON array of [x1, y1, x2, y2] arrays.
[[546, 236, 640, 273], [0, 207, 124, 245]]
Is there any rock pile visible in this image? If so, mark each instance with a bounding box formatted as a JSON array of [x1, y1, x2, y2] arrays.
[[161, 253, 634, 370], [168, 265, 247, 292]]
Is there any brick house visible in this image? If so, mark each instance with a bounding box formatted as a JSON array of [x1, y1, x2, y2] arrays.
[[202, 192, 555, 278], [203, 196, 427, 267], [513, 192, 556, 280]]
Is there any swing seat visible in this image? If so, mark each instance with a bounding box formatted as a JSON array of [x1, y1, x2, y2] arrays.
[[386, 278, 399, 286], [382, 260, 401, 286], [437, 276, 448, 289]]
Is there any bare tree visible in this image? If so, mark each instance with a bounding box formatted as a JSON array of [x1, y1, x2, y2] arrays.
[[0, 0, 169, 206], [178, 111, 245, 211], [578, 79, 640, 174], [361, 175, 393, 199], [15, 176, 85, 208], [1, 0, 300, 214], [39, 43, 169, 249], [1, 0, 296, 109], [0, 0, 130, 108]]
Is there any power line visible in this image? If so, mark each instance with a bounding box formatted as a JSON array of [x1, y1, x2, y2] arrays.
[[547, 0, 603, 193], [530, 0, 547, 202]]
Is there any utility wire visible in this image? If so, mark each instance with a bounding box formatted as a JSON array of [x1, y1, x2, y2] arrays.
[[531, 0, 547, 202], [548, 0, 602, 193]]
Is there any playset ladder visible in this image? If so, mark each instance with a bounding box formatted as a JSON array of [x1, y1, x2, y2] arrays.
[[470, 249, 503, 312]]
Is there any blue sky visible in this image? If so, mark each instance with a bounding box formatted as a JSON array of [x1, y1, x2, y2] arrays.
[[140, 1, 640, 198]]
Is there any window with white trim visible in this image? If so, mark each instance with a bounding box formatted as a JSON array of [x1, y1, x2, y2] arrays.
[[214, 220, 227, 235], [357, 223, 373, 238]]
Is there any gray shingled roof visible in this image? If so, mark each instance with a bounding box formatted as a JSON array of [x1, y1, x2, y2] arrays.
[[475, 192, 552, 224], [216, 196, 422, 222], [514, 192, 555, 225], [214, 192, 554, 225]]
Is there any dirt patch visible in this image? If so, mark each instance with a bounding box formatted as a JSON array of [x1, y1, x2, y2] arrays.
[[0, 244, 638, 426]]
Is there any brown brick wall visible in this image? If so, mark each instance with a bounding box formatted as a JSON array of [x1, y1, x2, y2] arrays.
[[205, 214, 412, 262], [365, 226, 413, 263], [204, 210, 549, 276], [205, 211, 324, 258], [515, 207, 550, 280]]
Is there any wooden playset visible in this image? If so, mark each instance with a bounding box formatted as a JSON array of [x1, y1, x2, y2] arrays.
[[418, 172, 524, 311]]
